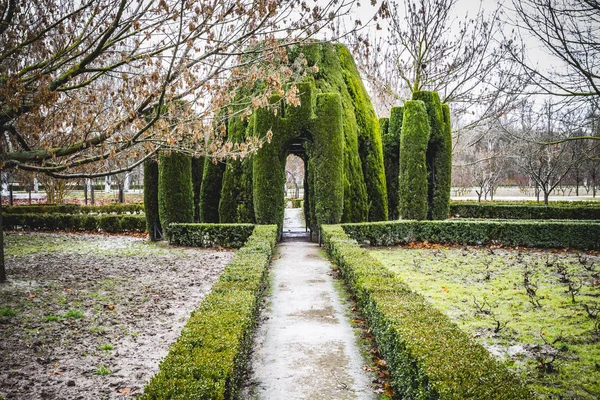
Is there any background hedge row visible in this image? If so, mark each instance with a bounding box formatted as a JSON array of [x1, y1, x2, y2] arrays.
[[3, 213, 146, 233], [3, 203, 144, 214], [450, 202, 600, 220], [141, 225, 277, 399], [322, 225, 533, 399], [341, 219, 600, 249], [168, 223, 255, 248]]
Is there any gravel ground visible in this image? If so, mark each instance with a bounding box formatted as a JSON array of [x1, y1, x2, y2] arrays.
[[0, 232, 232, 399]]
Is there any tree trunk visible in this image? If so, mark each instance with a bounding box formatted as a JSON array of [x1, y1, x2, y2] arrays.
[[118, 182, 125, 203], [84, 180, 88, 205], [544, 191, 550, 205], [0, 200, 5, 283], [9, 184, 13, 206], [91, 181, 95, 205]]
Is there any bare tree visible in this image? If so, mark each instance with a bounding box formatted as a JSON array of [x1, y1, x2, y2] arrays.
[[0, 0, 365, 282], [350, 0, 520, 138]]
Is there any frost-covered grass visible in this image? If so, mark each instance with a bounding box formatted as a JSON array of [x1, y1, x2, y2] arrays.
[[372, 245, 600, 399]]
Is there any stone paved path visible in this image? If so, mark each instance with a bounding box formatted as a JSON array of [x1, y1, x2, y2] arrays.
[[244, 209, 376, 399]]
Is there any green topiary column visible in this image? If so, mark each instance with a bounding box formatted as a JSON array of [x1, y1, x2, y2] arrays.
[[252, 106, 287, 229], [199, 157, 225, 223], [143, 158, 161, 241], [312, 93, 344, 226], [433, 103, 453, 219], [398, 100, 430, 220], [412, 91, 449, 220], [383, 106, 404, 220], [158, 152, 194, 237], [192, 157, 204, 222]]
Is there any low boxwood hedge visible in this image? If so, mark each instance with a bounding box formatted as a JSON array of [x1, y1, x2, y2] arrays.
[[141, 225, 277, 399], [3, 203, 144, 215], [450, 202, 600, 220], [168, 223, 255, 248], [3, 213, 146, 233], [342, 219, 600, 249], [322, 225, 533, 399]]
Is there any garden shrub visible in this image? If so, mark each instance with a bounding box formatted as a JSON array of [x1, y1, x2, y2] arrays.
[[168, 224, 255, 248], [144, 158, 161, 241], [450, 202, 600, 220], [412, 91, 451, 220], [398, 100, 430, 220], [341, 219, 600, 250], [158, 152, 194, 236], [321, 225, 533, 400], [288, 198, 303, 208], [141, 225, 277, 400], [199, 157, 225, 223], [3, 213, 146, 233], [192, 156, 204, 222], [5, 202, 146, 215], [382, 106, 403, 221]]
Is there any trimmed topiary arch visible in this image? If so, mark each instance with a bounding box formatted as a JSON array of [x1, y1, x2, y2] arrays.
[[199, 42, 388, 233]]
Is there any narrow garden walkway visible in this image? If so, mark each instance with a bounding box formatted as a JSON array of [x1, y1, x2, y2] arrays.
[[245, 209, 376, 399]]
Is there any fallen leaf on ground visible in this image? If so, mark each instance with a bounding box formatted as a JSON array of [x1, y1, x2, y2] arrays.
[[119, 387, 131, 394]]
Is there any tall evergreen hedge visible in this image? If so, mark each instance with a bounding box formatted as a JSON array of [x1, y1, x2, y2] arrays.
[[412, 91, 450, 220], [192, 157, 204, 222], [158, 152, 194, 236], [312, 93, 344, 225], [435, 103, 453, 219], [199, 157, 225, 223], [143, 158, 161, 241], [383, 106, 404, 220], [398, 100, 430, 220]]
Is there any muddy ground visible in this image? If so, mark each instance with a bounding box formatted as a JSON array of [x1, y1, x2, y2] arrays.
[[0, 232, 232, 399]]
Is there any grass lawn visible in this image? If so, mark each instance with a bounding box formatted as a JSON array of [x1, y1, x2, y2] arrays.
[[371, 245, 600, 399]]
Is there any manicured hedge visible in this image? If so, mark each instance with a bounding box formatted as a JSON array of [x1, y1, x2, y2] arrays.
[[450, 202, 600, 220], [168, 223, 255, 248], [398, 100, 430, 220], [3, 213, 146, 233], [144, 158, 161, 241], [141, 225, 277, 399], [158, 152, 194, 236], [3, 203, 144, 214], [342, 219, 600, 249], [321, 225, 533, 399]]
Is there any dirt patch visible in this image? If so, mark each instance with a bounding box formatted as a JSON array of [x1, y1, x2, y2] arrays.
[[0, 232, 232, 399]]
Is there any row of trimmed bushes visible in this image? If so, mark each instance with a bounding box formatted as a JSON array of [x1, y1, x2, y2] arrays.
[[168, 223, 255, 248], [450, 202, 600, 220], [343, 219, 600, 249], [3, 203, 144, 215], [322, 225, 533, 399], [3, 213, 146, 233], [141, 225, 278, 399], [453, 200, 600, 207]]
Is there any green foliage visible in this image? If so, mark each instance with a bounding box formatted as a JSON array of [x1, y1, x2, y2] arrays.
[[144, 158, 161, 241], [4, 203, 144, 214], [0, 307, 17, 317], [94, 365, 112, 376], [398, 100, 430, 220], [141, 225, 277, 400], [451, 202, 600, 220], [168, 223, 255, 248], [192, 157, 204, 223], [199, 158, 225, 223], [321, 226, 533, 400], [338, 45, 388, 221], [64, 309, 85, 319], [312, 93, 344, 225], [287, 198, 303, 208], [158, 152, 194, 236], [342, 219, 600, 249], [3, 213, 146, 232], [412, 91, 451, 220], [383, 106, 404, 220]]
